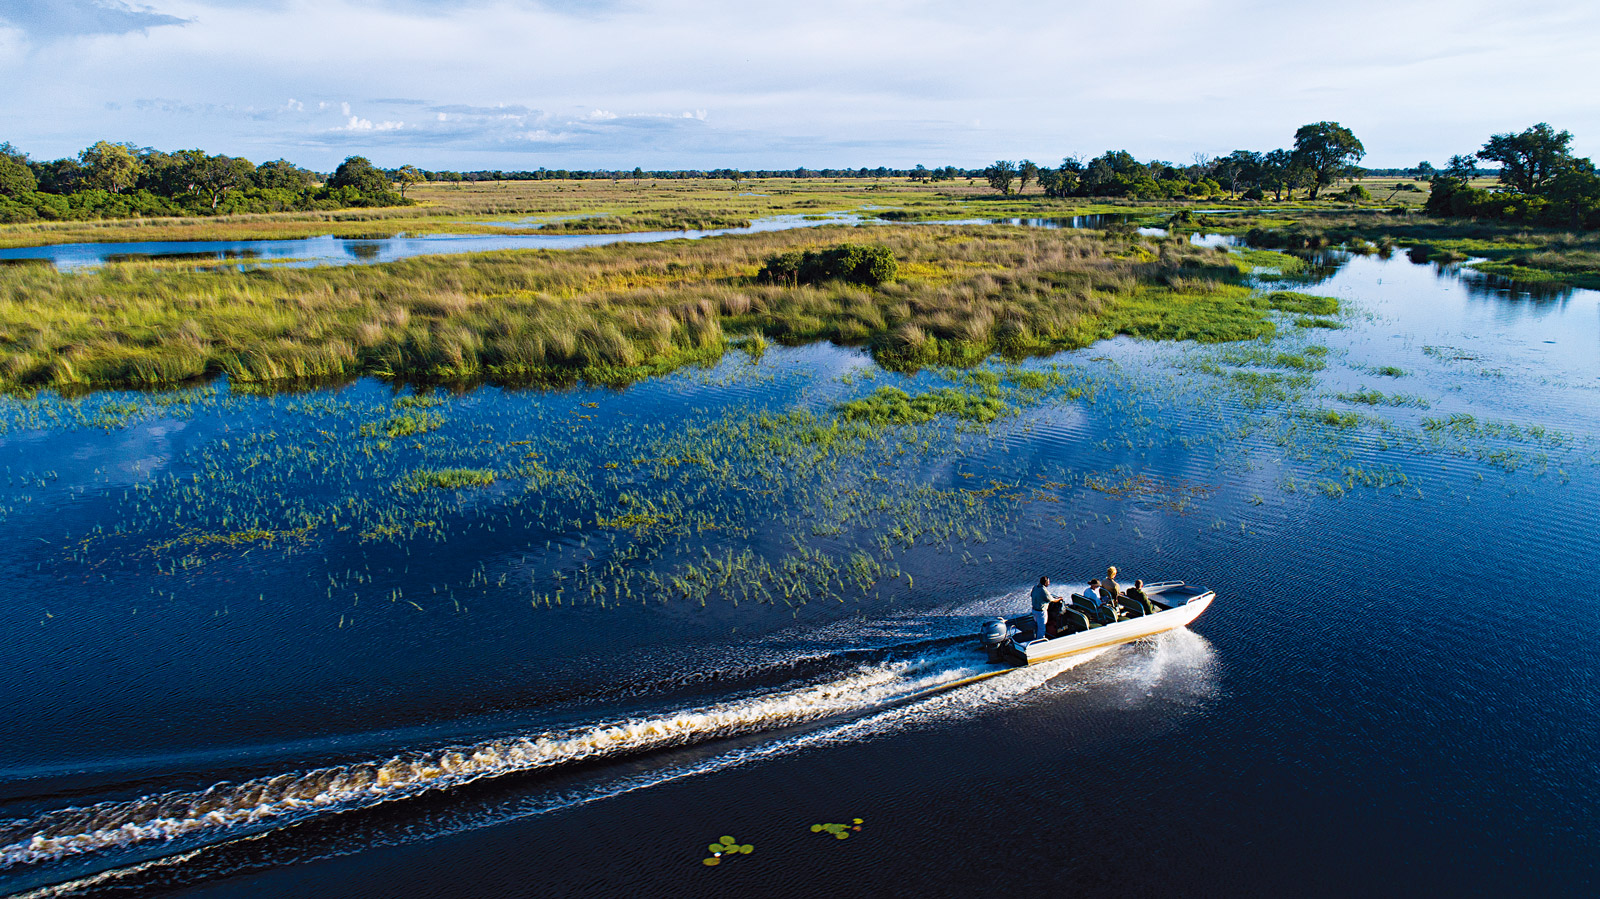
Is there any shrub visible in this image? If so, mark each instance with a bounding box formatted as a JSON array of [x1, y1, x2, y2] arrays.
[[758, 243, 897, 286]]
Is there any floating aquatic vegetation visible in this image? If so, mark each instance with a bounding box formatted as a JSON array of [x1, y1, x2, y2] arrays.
[[703, 834, 754, 866], [810, 819, 864, 840]]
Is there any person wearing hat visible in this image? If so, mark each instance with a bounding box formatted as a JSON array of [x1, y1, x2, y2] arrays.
[[1081, 578, 1115, 625]]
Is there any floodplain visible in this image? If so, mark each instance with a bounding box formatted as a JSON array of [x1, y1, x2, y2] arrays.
[[0, 190, 1597, 897]]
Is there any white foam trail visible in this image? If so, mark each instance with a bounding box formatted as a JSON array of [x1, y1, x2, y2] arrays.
[[4, 848, 204, 899], [0, 641, 1135, 895], [0, 646, 1001, 872]]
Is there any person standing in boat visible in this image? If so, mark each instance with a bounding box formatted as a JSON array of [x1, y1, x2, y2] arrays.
[[1030, 576, 1053, 642]]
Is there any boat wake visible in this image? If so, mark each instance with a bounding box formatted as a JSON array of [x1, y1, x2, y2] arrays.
[[0, 623, 1207, 895]]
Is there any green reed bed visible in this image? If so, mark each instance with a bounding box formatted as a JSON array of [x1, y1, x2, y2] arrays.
[[7, 330, 1590, 632], [1227, 210, 1600, 287], [21, 364, 1101, 622], [1, 226, 1336, 395], [7, 244, 1590, 632]]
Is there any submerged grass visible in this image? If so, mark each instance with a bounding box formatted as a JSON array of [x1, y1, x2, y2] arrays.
[[834, 386, 1014, 425], [403, 468, 497, 491]]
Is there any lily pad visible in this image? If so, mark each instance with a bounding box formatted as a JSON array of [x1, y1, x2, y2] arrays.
[[702, 858, 720, 867]]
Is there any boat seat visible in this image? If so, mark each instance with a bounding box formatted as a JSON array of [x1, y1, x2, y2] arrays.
[[1118, 594, 1151, 617], [1048, 604, 1090, 637], [1072, 595, 1115, 626]]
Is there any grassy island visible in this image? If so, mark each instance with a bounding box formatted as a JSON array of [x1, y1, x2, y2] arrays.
[[0, 224, 1332, 394]]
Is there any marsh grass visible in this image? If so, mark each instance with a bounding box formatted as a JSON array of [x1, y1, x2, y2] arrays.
[[403, 468, 498, 491], [1229, 211, 1600, 286], [834, 386, 1015, 426], [1336, 388, 1429, 408], [0, 225, 1314, 394], [363, 412, 441, 438]]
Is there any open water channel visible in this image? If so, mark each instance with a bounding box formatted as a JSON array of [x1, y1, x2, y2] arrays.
[[0, 222, 1597, 897]]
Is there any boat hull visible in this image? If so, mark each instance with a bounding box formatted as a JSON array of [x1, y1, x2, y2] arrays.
[[998, 593, 1213, 666]]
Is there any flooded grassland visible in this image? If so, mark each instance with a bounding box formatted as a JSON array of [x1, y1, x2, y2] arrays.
[[1, 226, 1598, 897]]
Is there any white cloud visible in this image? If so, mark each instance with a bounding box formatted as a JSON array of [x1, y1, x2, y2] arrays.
[[1, 0, 1596, 168], [338, 116, 404, 132]]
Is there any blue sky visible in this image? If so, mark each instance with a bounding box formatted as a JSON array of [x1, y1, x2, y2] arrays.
[[1, 0, 1596, 170]]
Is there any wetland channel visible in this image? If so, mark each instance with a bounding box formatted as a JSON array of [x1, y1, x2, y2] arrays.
[[0, 222, 1597, 897]]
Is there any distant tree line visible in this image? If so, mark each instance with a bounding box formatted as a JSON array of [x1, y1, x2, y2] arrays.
[[1423, 124, 1600, 229], [422, 165, 977, 182], [980, 122, 1369, 202], [0, 142, 409, 223]]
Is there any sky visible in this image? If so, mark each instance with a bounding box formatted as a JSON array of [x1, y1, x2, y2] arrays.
[[1, 0, 1597, 171]]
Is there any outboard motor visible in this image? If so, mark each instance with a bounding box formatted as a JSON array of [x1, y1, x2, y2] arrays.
[[978, 617, 1011, 662]]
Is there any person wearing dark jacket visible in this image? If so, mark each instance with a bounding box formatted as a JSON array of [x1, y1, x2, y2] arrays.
[[1030, 576, 1053, 642], [1125, 579, 1153, 615]]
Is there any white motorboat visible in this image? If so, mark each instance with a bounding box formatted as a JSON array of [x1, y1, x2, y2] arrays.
[[976, 581, 1214, 666]]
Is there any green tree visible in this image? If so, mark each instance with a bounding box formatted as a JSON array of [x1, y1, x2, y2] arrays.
[[0, 141, 27, 167], [1542, 164, 1600, 228], [1217, 149, 1263, 198], [1017, 160, 1039, 194], [79, 140, 142, 194], [191, 154, 256, 208], [984, 160, 1017, 195], [1477, 123, 1574, 195], [254, 159, 316, 191], [0, 155, 36, 198], [327, 156, 391, 194], [909, 164, 930, 183], [1290, 122, 1365, 200], [395, 164, 426, 199], [1443, 154, 1478, 181], [1412, 161, 1436, 181], [1257, 149, 1296, 201]]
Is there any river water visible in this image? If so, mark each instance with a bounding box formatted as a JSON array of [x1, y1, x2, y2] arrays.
[[0, 214, 870, 270], [0, 237, 1597, 897]]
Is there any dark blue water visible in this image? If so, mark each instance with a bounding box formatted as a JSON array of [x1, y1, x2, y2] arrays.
[[0, 246, 1597, 897]]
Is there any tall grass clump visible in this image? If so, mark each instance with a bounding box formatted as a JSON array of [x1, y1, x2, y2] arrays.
[[0, 224, 1321, 394]]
